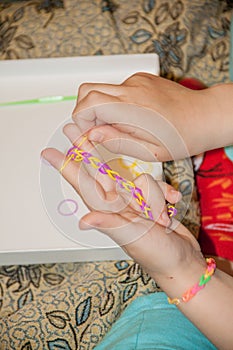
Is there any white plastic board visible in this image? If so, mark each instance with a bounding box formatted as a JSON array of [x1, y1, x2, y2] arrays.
[[0, 54, 160, 265]]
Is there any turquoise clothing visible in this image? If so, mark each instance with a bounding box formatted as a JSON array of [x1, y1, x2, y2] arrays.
[[95, 292, 217, 350]]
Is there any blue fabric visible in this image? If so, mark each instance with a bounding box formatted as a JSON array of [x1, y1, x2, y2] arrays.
[[224, 145, 233, 161], [95, 292, 217, 350]]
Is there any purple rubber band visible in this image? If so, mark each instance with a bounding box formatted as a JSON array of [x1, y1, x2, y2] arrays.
[[98, 163, 111, 174], [57, 199, 78, 216]]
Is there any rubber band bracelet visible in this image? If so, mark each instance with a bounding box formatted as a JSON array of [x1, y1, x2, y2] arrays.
[[60, 142, 177, 220], [168, 258, 216, 305]]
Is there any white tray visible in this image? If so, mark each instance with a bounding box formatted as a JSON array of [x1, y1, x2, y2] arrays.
[[0, 54, 160, 265]]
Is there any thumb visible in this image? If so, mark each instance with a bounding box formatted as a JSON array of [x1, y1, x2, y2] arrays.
[[88, 125, 158, 162], [79, 211, 154, 247]]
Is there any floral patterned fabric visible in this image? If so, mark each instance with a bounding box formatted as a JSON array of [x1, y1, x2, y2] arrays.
[[0, 0, 232, 349], [0, 261, 160, 349], [109, 0, 232, 84], [0, 0, 232, 85]]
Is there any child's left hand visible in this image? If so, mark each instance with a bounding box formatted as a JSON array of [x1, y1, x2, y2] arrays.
[[42, 123, 204, 283]]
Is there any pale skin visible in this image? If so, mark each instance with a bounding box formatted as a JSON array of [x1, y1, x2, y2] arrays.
[[72, 72, 233, 275], [42, 73, 233, 349], [72, 72, 233, 161]]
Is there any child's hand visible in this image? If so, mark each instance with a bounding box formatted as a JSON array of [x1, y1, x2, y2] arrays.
[[72, 73, 221, 161], [42, 123, 205, 283]]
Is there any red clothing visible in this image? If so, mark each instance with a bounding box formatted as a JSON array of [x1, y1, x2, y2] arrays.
[[196, 148, 233, 261], [179, 77, 233, 261]]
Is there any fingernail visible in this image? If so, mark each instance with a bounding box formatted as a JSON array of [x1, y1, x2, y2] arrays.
[[88, 130, 104, 142], [171, 189, 182, 201]]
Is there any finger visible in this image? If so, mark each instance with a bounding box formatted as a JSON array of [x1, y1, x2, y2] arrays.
[[80, 211, 201, 256], [73, 101, 190, 162], [157, 181, 182, 204], [63, 123, 115, 192], [62, 123, 85, 145], [41, 147, 83, 190], [44, 124, 129, 213], [77, 82, 124, 103], [41, 147, 125, 213], [76, 72, 155, 104], [134, 174, 171, 226], [73, 102, 179, 161], [79, 210, 153, 247], [72, 92, 120, 132], [88, 125, 158, 162]]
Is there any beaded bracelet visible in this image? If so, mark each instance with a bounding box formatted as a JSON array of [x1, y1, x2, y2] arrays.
[[168, 258, 216, 306], [60, 142, 177, 220]]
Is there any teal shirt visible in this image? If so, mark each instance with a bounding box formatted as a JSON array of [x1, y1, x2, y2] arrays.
[[95, 292, 217, 350]]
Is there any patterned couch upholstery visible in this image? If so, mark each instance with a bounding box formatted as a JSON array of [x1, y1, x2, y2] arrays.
[[0, 1, 232, 349]]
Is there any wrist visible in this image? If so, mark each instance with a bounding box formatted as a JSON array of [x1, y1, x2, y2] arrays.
[[168, 258, 216, 305], [193, 84, 233, 153], [208, 83, 233, 149], [151, 255, 207, 302]]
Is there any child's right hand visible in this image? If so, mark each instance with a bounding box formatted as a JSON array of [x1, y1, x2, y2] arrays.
[[72, 73, 231, 161]]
